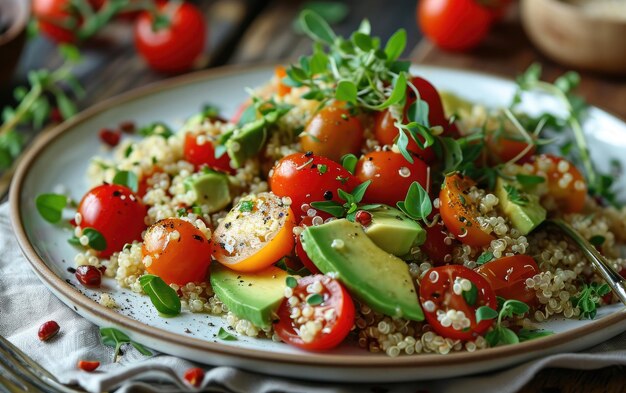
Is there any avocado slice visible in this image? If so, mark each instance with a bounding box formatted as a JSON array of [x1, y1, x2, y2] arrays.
[[495, 177, 546, 235], [210, 263, 287, 328], [225, 119, 267, 168], [364, 206, 426, 256], [184, 171, 231, 213], [439, 91, 474, 118], [301, 219, 423, 321]]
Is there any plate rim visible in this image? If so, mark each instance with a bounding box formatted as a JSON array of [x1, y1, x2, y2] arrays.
[[9, 62, 626, 369]]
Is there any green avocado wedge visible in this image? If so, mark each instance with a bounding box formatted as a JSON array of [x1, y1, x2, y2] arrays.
[[301, 219, 423, 321], [210, 262, 287, 328]]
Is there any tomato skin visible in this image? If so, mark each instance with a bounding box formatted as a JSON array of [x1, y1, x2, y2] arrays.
[[374, 76, 452, 163], [270, 153, 359, 221], [418, 0, 493, 51], [486, 133, 536, 164], [134, 1, 206, 73], [183, 133, 234, 174], [274, 275, 355, 350], [421, 218, 454, 265], [300, 106, 364, 163], [33, 0, 78, 43], [420, 265, 497, 340], [77, 184, 147, 258], [142, 218, 212, 285], [294, 218, 321, 274], [439, 173, 494, 247], [532, 154, 587, 214], [274, 66, 291, 97], [475, 255, 539, 304], [355, 150, 430, 207]]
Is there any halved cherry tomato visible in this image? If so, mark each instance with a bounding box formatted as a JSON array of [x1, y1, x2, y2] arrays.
[[475, 255, 539, 304], [421, 218, 455, 265], [274, 66, 291, 97], [418, 0, 493, 51], [33, 0, 81, 43], [183, 132, 234, 174], [274, 275, 355, 350], [486, 131, 535, 164], [212, 193, 296, 272], [373, 111, 435, 163], [134, 1, 206, 73], [420, 265, 497, 340], [294, 217, 321, 274], [142, 218, 212, 285], [77, 184, 147, 258], [532, 154, 587, 214], [269, 153, 358, 221], [137, 167, 163, 198], [439, 173, 494, 247], [300, 106, 364, 163], [355, 150, 430, 206]]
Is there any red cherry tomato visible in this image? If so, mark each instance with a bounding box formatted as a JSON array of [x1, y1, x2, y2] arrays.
[[355, 150, 430, 207], [142, 218, 212, 285], [274, 275, 355, 350], [374, 76, 452, 163], [532, 154, 587, 214], [420, 265, 497, 340], [439, 173, 494, 247], [300, 106, 364, 163], [486, 132, 536, 164], [418, 0, 493, 51], [134, 1, 207, 73], [183, 132, 234, 174], [33, 0, 79, 43], [295, 217, 321, 274], [421, 218, 455, 265], [269, 153, 359, 221], [77, 184, 147, 258], [475, 255, 539, 304]]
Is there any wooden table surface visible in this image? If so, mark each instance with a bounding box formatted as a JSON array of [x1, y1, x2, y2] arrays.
[[4, 0, 626, 392]]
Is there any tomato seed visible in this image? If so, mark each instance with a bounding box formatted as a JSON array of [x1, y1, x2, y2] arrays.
[[99, 128, 121, 147], [355, 210, 372, 227], [183, 367, 205, 387], [75, 265, 102, 287], [38, 321, 60, 341], [77, 360, 100, 372]]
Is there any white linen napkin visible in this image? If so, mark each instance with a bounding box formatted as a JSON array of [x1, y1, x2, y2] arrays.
[[2, 202, 626, 393]]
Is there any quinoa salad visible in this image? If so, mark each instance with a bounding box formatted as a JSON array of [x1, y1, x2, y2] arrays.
[[36, 11, 626, 358]]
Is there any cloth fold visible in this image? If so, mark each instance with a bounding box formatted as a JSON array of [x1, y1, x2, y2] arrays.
[[1, 202, 625, 393]]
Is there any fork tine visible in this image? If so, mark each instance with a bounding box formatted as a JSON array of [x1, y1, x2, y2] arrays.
[[0, 372, 28, 393], [0, 335, 55, 380], [0, 359, 41, 393]]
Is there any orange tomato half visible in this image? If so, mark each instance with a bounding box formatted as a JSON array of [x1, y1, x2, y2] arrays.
[[212, 192, 296, 272]]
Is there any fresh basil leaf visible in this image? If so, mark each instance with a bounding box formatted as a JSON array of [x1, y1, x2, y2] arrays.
[[55, 91, 76, 120], [286, 276, 297, 288], [475, 306, 498, 323], [82, 227, 107, 251], [485, 327, 501, 347], [218, 327, 237, 341], [352, 32, 373, 51], [337, 188, 353, 204], [112, 170, 139, 193], [373, 72, 406, 110], [139, 122, 173, 138], [407, 99, 430, 128], [99, 327, 154, 360], [293, 1, 348, 33], [589, 235, 605, 247], [476, 251, 494, 265], [36, 193, 68, 223], [517, 329, 554, 342], [440, 137, 463, 174], [384, 29, 406, 62], [554, 71, 580, 94], [300, 9, 336, 44], [335, 80, 357, 104], [350, 180, 371, 203], [502, 299, 530, 317], [398, 181, 431, 221], [516, 174, 545, 187], [341, 154, 358, 174], [310, 201, 345, 217], [307, 293, 324, 305], [463, 283, 478, 306], [130, 341, 153, 356], [139, 274, 181, 317]]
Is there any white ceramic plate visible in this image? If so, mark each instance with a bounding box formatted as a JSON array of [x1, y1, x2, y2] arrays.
[[10, 64, 626, 382]]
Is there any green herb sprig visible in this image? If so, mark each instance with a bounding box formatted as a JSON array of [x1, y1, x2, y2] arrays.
[[138, 274, 181, 317], [0, 45, 83, 169], [99, 327, 152, 361], [288, 10, 434, 163], [396, 181, 432, 222], [571, 282, 611, 320], [310, 180, 379, 221]]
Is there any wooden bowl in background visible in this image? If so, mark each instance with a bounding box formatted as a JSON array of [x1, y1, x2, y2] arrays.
[[521, 0, 626, 75], [0, 0, 30, 89]]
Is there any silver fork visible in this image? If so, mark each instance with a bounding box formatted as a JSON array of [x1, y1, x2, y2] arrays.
[[544, 219, 626, 305], [0, 334, 84, 393]]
